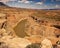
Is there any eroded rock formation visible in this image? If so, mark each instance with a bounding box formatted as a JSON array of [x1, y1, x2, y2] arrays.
[[0, 6, 60, 48]]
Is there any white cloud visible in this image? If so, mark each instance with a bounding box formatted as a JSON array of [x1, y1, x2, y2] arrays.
[[18, 0, 29, 3], [18, 0, 33, 3], [36, 2, 43, 5], [20, 0, 27, 2], [0, 0, 33, 4], [55, 5, 60, 8], [24, 1, 30, 3]]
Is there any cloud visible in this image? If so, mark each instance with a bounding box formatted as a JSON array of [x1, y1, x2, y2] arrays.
[[24, 1, 30, 3], [18, 0, 29, 3], [18, 0, 33, 3], [0, 0, 33, 4], [19, 0, 27, 2], [55, 5, 60, 8], [36, 2, 43, 5]]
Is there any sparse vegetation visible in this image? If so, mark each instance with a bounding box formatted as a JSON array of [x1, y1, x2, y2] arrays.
[[26, 43, 41, 48], [32, 12, 60, 21], [0, 6, 60, 47]]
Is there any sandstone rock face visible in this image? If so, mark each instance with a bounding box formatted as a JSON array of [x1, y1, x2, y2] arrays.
[[1, 37, 31, 48], [0, 42, 9, 48], [0, 6, 60, 48]]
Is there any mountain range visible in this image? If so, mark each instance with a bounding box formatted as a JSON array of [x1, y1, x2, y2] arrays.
[[0, 2, 8, 6]]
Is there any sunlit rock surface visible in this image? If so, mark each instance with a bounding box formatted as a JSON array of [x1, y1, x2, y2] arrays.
[[41, 38, 53, 48], [1, 37, 31, 48], [0, 6, 60, 48]]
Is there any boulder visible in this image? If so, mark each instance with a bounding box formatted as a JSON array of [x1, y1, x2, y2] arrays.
[[41, 38, 53, 48]]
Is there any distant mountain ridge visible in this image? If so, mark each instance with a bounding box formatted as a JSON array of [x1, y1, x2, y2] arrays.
[[0, 2, 8, 7]]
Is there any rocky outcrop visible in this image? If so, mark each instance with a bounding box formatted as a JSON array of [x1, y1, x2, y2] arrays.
[[41, 39, 53, 48], [0, 7, 60, 48]]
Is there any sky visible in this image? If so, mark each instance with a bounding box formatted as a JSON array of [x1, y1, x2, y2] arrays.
[[0, 0, 60, 4], [0, 0, 60, 9]]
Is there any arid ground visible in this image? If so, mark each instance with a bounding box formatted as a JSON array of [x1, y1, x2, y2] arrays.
[[0, 6, 60, 48]]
